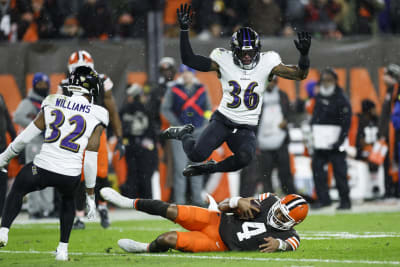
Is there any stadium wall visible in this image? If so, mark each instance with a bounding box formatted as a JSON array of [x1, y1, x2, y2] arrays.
[[0, 37, 398, 113]]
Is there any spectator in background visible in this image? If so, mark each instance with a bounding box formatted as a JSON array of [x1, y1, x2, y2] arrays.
[[255, 76, 296, 195], [281, 0, 307, 36], [390, 82, 400, 198], [17, 0, 56, 42], [248, 0, 281, 36], [120, 84, 158, 199], [354, 99, 379, 162], [355, 0, 384, 34], [59, 16, 82, 39], [0, 0, 18, 41], [378, 64, 400, 198], [161, 64, 211, 206], [0, 94, 16, 216], [311, 68, 352, 210], [14, 72, 54, 218], [304, 0, 342, 38], [113, 0, 152, 39], [78, 0, 113, 40]]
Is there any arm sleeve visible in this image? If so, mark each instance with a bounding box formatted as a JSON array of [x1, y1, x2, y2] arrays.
[[285, 236, 300, 251], [84, 151, 98, 188], [180, 30, 212, 72], [161, 88, 182, 126]]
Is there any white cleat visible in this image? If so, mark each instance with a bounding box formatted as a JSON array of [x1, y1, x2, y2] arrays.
[[118, 239, 148, 253], [55, 249, 68, 261], [100, 188, 134, 208], [0, 229, 8, 247]]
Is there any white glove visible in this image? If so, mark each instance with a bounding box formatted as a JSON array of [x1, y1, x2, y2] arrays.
[[86, 193, 96, 220]]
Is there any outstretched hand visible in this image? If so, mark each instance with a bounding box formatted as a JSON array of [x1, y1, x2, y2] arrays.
[[294, 32, 311, 56], [177, 3, 193, 30]]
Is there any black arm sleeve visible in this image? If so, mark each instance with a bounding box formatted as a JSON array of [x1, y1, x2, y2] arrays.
[[2, 95, 16, 140], [180, 30, 212, 72]]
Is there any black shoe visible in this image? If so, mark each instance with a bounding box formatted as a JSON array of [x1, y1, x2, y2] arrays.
[[160, 124, 194, 140], [183, 160, 217, 177], [72, 218, 85, 230], [336, 202, 351, 210], [98, 207, 110, 229]]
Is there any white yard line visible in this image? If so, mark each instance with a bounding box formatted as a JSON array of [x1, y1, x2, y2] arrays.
[[0, 250, 398, 265]]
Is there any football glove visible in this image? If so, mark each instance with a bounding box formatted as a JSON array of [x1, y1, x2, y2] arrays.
[[177, 3, 192, 30], [114, 137, 126, 159], [294, 32, 311, 56], [86, 193, 96, 220]]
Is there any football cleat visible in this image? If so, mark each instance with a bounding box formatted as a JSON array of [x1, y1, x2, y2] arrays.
[[118, 239, 148, 253], [55, 249, 68, 261], [183, 160, 217, 177], [98, 206, 110, 229], [100, 188, 134, 209], [160, 124, 194, 140], [0, 228, 8, 247]]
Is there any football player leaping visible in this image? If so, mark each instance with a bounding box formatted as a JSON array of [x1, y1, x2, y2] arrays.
[[0, 67, 109, 261], [59, 50, 125, 229], [101, 187, 308, 253], [161, 4, 311, 176]]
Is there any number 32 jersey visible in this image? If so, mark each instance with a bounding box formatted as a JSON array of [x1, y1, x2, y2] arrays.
[[218, 194, 300, 251], [210, 48, 282, 126], [34, 94, 109, 176]]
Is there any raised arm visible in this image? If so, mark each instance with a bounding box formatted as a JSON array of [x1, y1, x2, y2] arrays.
[[178, 4, 219, 72], [271, 32, 311, 81]]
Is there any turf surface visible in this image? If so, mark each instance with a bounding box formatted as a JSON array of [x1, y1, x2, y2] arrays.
[[1, 212, 399, 266]]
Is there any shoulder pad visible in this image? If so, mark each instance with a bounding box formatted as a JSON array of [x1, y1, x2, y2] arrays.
[[210, 48, 229, 61], [262, 51, 282, 66], [92, 105, 109, 127]]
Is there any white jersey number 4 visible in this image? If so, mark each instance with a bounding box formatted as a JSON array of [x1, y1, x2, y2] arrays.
[[236, 222, 267, 242]]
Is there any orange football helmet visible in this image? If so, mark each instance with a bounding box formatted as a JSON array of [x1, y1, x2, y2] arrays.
[[267, 194, 309, 230], [68, 50, 94, 73]]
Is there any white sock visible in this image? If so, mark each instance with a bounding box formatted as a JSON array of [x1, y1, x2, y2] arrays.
[[0, 227, 9, 235], [98, 203, 107, 210], [57, 242, 68, 251], [118, 195, 135, 209]]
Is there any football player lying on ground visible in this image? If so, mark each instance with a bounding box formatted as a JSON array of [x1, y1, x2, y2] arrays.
[[100, 188, 308, 253], [0, 66, 109, 261], [160, 4, 311, 177]]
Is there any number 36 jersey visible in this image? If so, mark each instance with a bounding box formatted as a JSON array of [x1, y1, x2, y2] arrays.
[[210, 48, 282, 126], [34, 94, 109, 176], [218, 194, 300, 251]]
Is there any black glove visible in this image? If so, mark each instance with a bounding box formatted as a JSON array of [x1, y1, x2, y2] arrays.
[[294, 32, 311, 56], [115, 137, 126, 159], [176, 3, 192, 30]]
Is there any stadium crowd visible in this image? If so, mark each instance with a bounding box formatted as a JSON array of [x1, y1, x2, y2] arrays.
[[0, 0, 399, 42]]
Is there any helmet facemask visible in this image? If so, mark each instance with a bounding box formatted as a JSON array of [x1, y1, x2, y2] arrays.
[[231, 27, 261, 70], [267, 201, 296, 231]]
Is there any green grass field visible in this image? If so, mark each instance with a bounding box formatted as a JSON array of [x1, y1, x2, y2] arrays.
[[1, 212, 400, 267]]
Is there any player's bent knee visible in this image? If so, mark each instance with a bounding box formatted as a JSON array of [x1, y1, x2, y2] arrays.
[[157, 231, 177, 247], [237, 150, 253, 167], [187, 150, 208, 163]]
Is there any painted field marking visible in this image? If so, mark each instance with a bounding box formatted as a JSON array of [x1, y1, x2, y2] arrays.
[[0, 250, 399, 265]]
